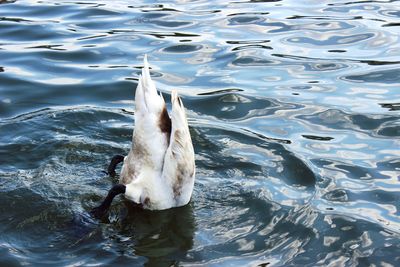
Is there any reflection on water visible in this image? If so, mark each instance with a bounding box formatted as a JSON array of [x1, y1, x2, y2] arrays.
[[0, 0, 399, 266], [119, 204, 195, 266]]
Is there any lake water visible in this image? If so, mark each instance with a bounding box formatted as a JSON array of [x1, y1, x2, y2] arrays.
[[0, 0, 399, 266]]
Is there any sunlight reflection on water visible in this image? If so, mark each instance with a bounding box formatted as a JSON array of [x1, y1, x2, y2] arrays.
[[0, 0, 399, 266]]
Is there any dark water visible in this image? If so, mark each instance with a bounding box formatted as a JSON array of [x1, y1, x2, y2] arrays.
[[1, 0, 399, 266]]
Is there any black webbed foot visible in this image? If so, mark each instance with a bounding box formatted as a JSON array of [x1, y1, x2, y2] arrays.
[[90, 184, 126, 219], [107, 155, 124, 176]]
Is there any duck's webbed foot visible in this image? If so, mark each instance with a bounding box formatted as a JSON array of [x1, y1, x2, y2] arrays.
[[90, 184, 126, 218], [107, 155, 124, 176]]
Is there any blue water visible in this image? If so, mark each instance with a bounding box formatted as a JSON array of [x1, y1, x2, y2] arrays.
[[0, 0, 399, 266]]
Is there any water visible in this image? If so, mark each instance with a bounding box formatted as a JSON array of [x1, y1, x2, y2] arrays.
[[0, 0, 399, 266]]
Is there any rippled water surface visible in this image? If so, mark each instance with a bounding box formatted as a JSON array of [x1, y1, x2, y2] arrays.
[[1, 0, 400, 266]]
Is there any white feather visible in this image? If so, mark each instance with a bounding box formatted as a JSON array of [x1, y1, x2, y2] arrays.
[[162, 90, 195, 206], [120, 56, 195, 210]]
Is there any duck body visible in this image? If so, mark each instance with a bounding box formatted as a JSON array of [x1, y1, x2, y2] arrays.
[[92, 56, 195, 216]]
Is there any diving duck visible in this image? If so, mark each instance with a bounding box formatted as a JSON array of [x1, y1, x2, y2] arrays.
[[91, 55, 195, 217]]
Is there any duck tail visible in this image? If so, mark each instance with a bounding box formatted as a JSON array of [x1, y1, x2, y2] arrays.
[[135, 55, 165, 115]]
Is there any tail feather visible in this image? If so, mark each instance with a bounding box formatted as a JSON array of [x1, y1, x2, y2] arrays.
[[134, 72, 146, 112], [162, 90, 195, 206], [141, 54, 156, 96], [128, 55, 170, 174], [171, 90, 188, 127], [169, 90, 192, 161], [135, 55, 165, 114]]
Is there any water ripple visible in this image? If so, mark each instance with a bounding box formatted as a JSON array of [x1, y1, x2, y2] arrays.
[[0, 0, 399, 266], [343, 68, 400, 84]]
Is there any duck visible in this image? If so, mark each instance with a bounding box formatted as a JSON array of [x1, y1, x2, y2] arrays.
[[91, 55, 195, 217]]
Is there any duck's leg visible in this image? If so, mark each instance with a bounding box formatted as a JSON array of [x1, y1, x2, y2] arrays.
[[90, 184, 126, 218], [107, 155, 124, 176]]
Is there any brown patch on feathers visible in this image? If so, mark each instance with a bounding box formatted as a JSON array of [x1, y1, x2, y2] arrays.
[[143, 197, 150, 206], [172, 129, 194, 199], [159, 106, 172, 138]]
